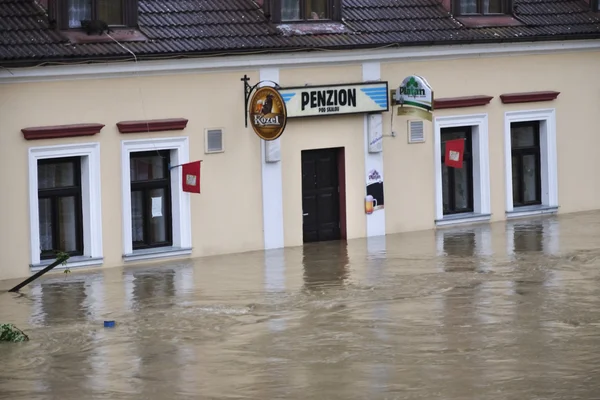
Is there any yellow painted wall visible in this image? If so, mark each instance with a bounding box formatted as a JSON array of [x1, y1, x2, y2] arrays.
[[1, 48, 599, 280], [0, 70, 265, 280], [381, 50, 600, 233], [279, 65, 366, 246]]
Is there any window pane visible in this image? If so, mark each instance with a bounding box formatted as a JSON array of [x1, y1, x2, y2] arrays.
[[150, 188, 168, 243], [511, 125, 536, 148], [522, 154, 539, 203], [442, 165, 450, 214], [38, 161, 76, 189], [131, 191, 145, 243], [282, 0, 300, 20], [453, 163, 470, 210], [512, 155, 520, 205], [306, 0, 328, 19], [68, 0, 92, 28], [131, 154, 166, 181], [58, 196, 78, 252], [39, 198, 53, 252], [482, 0, 503, 13], [460, 0, 477, 14], [98, 0, 123, 25]]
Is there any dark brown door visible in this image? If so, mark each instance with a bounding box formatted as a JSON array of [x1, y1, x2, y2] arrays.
[[302, 148, 341, 243]]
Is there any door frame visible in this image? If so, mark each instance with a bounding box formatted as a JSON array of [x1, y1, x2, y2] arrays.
[[337, 147, 347, 241], [300, 146, 347, 242]]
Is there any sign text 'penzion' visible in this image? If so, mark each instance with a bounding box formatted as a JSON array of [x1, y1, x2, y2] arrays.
[[279, 82, 389, 118]]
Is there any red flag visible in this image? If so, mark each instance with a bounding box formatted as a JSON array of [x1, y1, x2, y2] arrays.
[[444, 139, 464, 169], [182, 161, 201, 193]]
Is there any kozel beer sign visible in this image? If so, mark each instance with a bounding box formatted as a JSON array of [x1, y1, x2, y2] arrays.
[[249, 86, 288, 141]]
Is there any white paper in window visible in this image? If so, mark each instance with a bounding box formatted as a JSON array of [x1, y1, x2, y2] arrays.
[[151, 196, 163, 218]]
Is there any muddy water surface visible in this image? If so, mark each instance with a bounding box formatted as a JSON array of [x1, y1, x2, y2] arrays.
[[1, 213, 600, 399]]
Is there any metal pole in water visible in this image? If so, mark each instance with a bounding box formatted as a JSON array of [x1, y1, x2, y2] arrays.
[[8, 257, 67, 293]]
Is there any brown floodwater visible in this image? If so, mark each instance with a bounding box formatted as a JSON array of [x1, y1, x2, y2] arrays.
[[1, 212, 600, 399]]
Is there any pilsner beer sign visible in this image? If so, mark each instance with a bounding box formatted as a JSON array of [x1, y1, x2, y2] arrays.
[[249, 86, 288, 141], [279, 82, 389, 118], [395, 75, 434, 121]]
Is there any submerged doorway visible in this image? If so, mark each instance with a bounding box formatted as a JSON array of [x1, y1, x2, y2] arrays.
[[301, 147, 346, 243]]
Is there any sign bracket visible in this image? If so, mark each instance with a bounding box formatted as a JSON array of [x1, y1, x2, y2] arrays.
[[241, 75, 282, 128]]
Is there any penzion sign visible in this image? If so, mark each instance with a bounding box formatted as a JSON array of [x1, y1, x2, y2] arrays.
[[278, 81, 389, 118]]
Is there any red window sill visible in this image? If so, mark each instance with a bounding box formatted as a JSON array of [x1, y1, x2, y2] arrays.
[[456, 15, 524, 27]]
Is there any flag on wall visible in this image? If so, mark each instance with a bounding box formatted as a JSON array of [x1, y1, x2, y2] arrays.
[[182, 161, 202, 193], [444, 139, 464, 169]]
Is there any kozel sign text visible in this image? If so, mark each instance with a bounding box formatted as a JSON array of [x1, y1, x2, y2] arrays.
[[249, 86, 288, 141], [278, 82, 389, 118]]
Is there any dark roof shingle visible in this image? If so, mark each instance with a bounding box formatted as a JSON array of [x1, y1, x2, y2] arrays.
[[0, 0, 599, 64]]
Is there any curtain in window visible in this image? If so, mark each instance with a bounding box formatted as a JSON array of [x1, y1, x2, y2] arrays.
[[39, 199, 53, 252], [131, 191, 144, 243], [282, 0, 300, 20], [58, 197, 78, 252], [68, 0, 92, 28], [460, 0, 477, 14]]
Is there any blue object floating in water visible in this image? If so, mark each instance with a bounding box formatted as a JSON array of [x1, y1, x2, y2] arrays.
[[103, 321, 116, 328]]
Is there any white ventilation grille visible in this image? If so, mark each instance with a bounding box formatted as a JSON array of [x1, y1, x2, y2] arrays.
[[205, 128, 224, 153], [407, 120, 425, 144]]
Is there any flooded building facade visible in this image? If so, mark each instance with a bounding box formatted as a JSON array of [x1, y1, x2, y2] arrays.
[[0, 0, 599, 280]]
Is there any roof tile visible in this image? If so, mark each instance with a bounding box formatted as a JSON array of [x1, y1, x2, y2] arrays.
[[0, 0, 599, 63]]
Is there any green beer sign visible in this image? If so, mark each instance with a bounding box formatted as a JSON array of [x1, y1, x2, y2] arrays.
[[395, 75, 434, 121]]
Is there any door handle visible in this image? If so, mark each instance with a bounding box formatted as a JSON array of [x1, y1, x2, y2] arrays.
[[303, 213, 309, 216]]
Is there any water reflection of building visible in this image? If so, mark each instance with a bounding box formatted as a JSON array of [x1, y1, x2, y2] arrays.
[[435, 226, 492, 395], [34, 273, 105, 325], [302, 241, 350, 291], [436, 225, 492, 273], [506, 217, 559, 256]]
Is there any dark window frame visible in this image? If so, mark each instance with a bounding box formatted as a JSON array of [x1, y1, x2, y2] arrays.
[[130, 150, 173, 250], [49, 0, 139, 30], [265, 0, 342, 23], [594, 0, 600, 11], [453, 0, 513, 15], [441, 127, 474, 215], [511, 121, 542, 207], [38, 157, 84, 260]]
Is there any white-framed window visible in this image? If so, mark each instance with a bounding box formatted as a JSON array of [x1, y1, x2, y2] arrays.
[[121, 137, 192, 262], [434, 114, 491, 226], [28, 142, 103, 270], [504, 109, 558, 218]]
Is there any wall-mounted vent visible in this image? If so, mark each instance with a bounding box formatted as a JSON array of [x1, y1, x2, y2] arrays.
[[205, 128, 224, 154], [407, 120, 425, 144]]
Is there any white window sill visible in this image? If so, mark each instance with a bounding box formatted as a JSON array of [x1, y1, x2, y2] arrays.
[[123, 247, 192, 262], [31, 256, 104, 272], [506, 205, 558, 219], [435, 213, 491, 227]]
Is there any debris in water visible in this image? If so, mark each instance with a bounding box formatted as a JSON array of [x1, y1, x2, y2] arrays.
[[0, 324, 29, 342]]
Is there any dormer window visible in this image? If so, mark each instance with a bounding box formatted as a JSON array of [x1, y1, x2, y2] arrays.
[[282, 0, 329, 21], [67, 0, 124, 28], [48, 0, 138, 30], [261, 0, 341, 23], [455, 0, 511, 15]]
